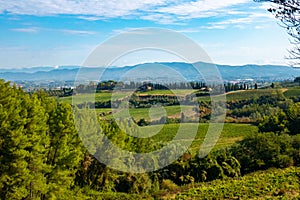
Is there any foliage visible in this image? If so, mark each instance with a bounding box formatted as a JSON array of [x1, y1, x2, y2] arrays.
[[174, 167, 300, 199], [0, 80, 83, 199], [231, 132, 300, 174], [258, 101, 300, 134], [287, 102, 300, 134], [284, 88, 300, 98], [1, 79, 300, 199], [258, 109, 288, 133]]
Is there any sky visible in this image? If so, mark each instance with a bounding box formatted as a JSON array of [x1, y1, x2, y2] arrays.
[[0, 0, 293, 68]]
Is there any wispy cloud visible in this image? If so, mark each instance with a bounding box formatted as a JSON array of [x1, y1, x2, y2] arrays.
[[77, 16, 103, 21], [201, 11, 274, 29], [200, 25, 227, 30], [176, 28, 201, 33], [1, 0, 271, 22], [140, 14, 184, 25], [1, 0, 276, 31], [150, 0, 251, 22], [10, 27, 40, 33], [0, 0, 166, 18], [11, 26, 97, 35], [61, 29, 96, 35]]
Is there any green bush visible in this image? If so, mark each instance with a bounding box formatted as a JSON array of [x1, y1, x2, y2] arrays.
[[231, 132, 298, 174], [161, 179, 179, 191], [175, 167, 300, 200]]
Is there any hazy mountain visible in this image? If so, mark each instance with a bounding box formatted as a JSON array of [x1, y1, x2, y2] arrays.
[[0, 66, 81, 73], [1, 62, 299, 82]]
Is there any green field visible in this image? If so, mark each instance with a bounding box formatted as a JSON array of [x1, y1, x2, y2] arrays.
[[117, 123, 258, 155], [284, 88, 300, 98], [60, 88, 291, 122], [96, 105, 196, 120], [158, 167, 300, 199], [59, 88, 287, 104], [59, 92, 112, 104], [225, 89, 283, 101], [196, 89, 284, 102], [59, 92, 132, 104], [140, 89, 196, 95]]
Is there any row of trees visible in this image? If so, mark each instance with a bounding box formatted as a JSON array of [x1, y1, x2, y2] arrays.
[[75, 81, 208, 93], [43, 88, 74, 97], [0, 80, 83, 199], [73, 80, 259, 94]]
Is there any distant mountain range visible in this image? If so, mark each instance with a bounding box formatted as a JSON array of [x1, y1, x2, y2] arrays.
[[1, 62, 300, 82]]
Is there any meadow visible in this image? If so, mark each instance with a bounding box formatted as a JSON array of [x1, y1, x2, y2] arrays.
[[144, 123, 258, 155], [96, 105, 195, 120], [104, 122, 257, 155], [283, 88, 300, 98], [59, 88, 297, 105]]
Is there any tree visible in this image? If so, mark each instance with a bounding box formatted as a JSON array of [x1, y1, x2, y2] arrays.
[[256, 0, 300, 64], [42, 101, 84, 199], [0, 82, 84, 199], [0, 82, 49, 199], [137, 118, 149, 126], [287, 102, 300, 134], [258, 110, 287, 133], [271, 82, 275, 88], [231, 132, 295, 174]]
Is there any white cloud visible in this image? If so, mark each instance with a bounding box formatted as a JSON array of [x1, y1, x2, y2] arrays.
[[10, 27, 40, 33], [140, 13, 186, 25], [1, 0, 267, 22], [77, 16, 104, 21], [0, 0, 166, 17], [176, 28, 202, 33], [1, 0, 276, 29], [156, 0, 250, 19], [61, 29, 96, 35], [201, 10, 275, 29], [200, 25, 227, 30], [11, 26, 97, 35]]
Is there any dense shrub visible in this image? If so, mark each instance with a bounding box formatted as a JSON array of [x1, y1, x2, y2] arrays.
[[231, 132, 299, 174]]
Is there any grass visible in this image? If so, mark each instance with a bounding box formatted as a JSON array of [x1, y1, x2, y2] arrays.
[[284, 88, 300, 98], [59, 88, 286, 105], [59, 91, 131, 104], [59, 90, 195, 104], [59, 92, 112, 104], [196, 89, 284, 102], [96, 105, 196, 121], [226, 89, 283, 101], [129, 105, 194, 120], [133, 123, 258, 155], [139, 89, 196, 96], [168, 167, 300, 200]]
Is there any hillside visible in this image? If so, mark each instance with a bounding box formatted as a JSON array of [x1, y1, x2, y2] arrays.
[[1, 62, 300, 82]]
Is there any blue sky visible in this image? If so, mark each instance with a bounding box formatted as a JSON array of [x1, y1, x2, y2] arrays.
[[0, 0, 293, 68]]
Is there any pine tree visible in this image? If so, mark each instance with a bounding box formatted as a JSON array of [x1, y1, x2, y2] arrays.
[[0, 81, 49, 199], [42, 101, 84, 199]]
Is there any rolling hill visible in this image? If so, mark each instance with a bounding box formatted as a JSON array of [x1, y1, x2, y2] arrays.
[[1, 62, 300, 82]]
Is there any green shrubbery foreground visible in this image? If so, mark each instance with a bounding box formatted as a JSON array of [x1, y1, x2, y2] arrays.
[[0, 80, 299, 199], [174, 167, 300, 199]]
